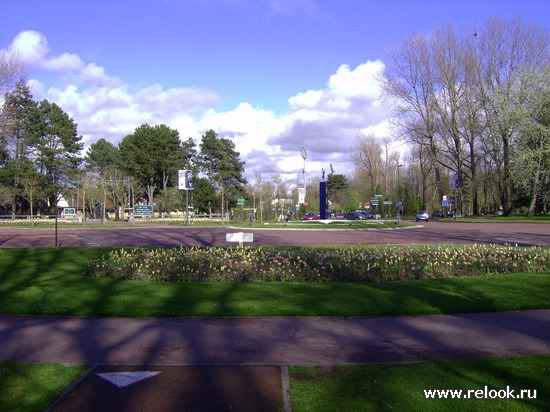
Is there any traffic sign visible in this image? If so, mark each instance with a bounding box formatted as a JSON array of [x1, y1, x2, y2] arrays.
[[236, 197, 245, 206], [383, 200, 392, 205], [371, 197, 379, 205]]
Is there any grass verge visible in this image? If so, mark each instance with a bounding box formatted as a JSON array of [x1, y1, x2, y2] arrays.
[[0, 247, 548, 317], [0, 361, 87, 412], [290, 355, 549, 411]]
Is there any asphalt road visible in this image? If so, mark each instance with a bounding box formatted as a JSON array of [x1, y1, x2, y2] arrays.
[[0, 221, 549, 248]]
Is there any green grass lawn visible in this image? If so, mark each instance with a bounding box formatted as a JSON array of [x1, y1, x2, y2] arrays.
[[290, 355, 548, 411], [0, 218, 410, 229], [0, 247, 548, 317], [0, 361, 87, 412]]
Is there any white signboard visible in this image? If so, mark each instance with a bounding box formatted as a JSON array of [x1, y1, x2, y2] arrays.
[[298, 188, 306, 204], [178, 170, 186, 190]]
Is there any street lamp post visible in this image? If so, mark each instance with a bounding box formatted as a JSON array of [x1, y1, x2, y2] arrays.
[[397, 164, 403, 197], [397, 163, 403, 216], [300, 147, 307, 193]]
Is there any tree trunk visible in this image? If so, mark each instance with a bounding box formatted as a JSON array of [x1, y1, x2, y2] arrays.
[[528, 138, 544, 216]]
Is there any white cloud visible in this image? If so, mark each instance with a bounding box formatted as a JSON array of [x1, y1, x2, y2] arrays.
[[10, 30, 84, 73], [327, 61, 383, 100], [266, 60, 391, 179], [9, 30, 49, 66], [288, 89, 323, 109], [3, 30, 393, 184], [135, 84, 219, 117]]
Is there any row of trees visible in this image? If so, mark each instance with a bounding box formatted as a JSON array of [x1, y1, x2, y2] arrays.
[[0, 79, 83, 219], [86, 126, 247, 221], [1, 17, 548, 220], [0, 77, 248, 220], [248, 18, 550, 219], [378, 17, 549, 216]]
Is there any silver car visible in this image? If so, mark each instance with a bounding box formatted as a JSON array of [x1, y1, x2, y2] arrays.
[[415, 210, 430, 222]]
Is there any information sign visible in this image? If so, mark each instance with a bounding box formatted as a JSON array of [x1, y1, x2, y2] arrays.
[[63, 207, 76, 215], [133, 205, 153, 216]]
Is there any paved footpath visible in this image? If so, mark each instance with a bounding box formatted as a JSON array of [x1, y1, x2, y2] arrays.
[[1, 310, 549, 411]]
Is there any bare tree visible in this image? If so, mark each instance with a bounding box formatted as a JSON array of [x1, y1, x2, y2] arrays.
[[380, 34, 445, 203], [381, 17, 550, 216], [0, 50, 21, 95], [351, 133, 384, 195]]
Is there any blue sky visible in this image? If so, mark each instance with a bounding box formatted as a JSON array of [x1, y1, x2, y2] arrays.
[[2, 0, 549, 181]]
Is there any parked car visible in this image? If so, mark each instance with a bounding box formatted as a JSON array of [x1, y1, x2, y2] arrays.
[[357, 210, 375, 219], [301, 212, 319, 221], [343, 211, 367, 220], [432, 210, 454, 219], [415, 210, 430, 222], [432, 210, 444, 219]]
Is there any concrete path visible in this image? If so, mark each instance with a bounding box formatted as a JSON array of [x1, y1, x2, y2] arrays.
[[1, 310, 549, 365]]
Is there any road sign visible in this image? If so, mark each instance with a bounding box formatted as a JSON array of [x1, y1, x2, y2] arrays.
[[186, 171, 194, 189], [133, 205, 153, 216], [178, 170, 186, 190], [63, 207, 76, 215], [236, 197, 245, 206], [178, 170, 194, 190], [383, 200, 393, 205], [371, 197, 379, 205]]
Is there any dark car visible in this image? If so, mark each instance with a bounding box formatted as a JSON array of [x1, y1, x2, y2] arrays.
[[432, 210, 444, 219], [301, 212, 319, 221], [415, 210, 430, 222], [433, 210, 453, 219], [358, 211, 374, 219], [343, 211, 367, 220]]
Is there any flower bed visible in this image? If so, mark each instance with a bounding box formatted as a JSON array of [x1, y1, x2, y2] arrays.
[[83, 244, 549, 283]]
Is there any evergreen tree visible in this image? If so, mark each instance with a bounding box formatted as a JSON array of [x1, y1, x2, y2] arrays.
[[198, 129, 246, 219], [119, 124, 184, 205], [26, 99, 83, 214], [0, 77, 37, 217]]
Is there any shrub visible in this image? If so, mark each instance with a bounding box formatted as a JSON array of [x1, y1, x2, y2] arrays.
[[83, 244, 549, 283]]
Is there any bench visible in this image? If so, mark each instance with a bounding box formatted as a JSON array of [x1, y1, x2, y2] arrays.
[[225, 232, 253, 246]]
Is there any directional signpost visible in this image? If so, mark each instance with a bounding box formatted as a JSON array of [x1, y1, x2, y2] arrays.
[[370, 195, 382, 218], [179, 170, 194, 226], [237, 197, 245, 223], [383, 200, 392, 222]]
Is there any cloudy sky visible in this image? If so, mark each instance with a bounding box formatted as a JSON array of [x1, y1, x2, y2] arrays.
[[2, 0, 549, 182]]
